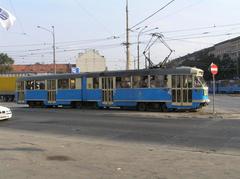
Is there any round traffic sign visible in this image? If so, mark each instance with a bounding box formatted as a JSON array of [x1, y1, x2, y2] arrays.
[[210, 63, 218, 75]]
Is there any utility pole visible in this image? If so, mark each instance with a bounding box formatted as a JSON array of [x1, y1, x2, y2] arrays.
[[52, 26, 56, 74], [126, 0, 130, 70]]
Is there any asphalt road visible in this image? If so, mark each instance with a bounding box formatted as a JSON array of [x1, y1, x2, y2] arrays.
[[0, 98, 240, 179], [1, 107, 240, 153]]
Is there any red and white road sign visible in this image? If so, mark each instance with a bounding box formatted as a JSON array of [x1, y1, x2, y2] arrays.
[[210, 63, 218, 75]]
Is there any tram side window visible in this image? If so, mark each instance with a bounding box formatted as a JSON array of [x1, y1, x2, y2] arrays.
[[116, 77, 121, 88], [172, 75, 176, 88], [93, 78, 99, 89], [183, 75, 188, 88], [58, 79, 69, 89], [188, 75, 193, 88], [26, 81, 34, 90], [140, 76, 149, 88], [75, 78, 82, 89], [133, 76, 151, 88], [70, 78, 76, 89], [116, 77, 131, 88], [132, 76, 141, 88], [87, 78, 93, 89], [177, 76, 181, 88], [86, 78, 99, 89], [172, 75, 181, 88], [150, 75, 167, 88], [17, 81, 24, 91], [35, 80, 45, 90]]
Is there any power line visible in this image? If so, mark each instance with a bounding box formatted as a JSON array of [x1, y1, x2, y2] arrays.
[[130, 0, 176, 30], [4, 30, 240, 56], [1, 22, 239, 49], [146, 0, 206, 27], [6, 43, 123, 57], [166, 32, 240, 41], [161, 23, 240, 34], [0, 36, 121, 48]]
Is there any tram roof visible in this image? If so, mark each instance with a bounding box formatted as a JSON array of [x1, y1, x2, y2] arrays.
[[17, 66, 203, 81]]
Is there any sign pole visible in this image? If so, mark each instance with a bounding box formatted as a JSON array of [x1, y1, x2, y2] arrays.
[[213, 74, 215, 115], [210, 63, 218, 115]]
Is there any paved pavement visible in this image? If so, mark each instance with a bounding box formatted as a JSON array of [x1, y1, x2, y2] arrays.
[[0, 95, 239, 178]]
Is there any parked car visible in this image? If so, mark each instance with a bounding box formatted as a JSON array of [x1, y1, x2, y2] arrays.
[[0, 106, 12, 120]]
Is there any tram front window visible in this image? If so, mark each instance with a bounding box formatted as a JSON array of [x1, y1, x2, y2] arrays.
[[194, 76, 206, 87]]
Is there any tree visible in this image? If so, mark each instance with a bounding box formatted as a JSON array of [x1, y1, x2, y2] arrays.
[[0, 53, 14, 73]]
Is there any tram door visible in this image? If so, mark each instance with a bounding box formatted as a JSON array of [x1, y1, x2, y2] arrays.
[[17, 81, 25, 103], [47, 80, 56, 103], [172, 75, 192, 106], [101, 77, 115, 105]]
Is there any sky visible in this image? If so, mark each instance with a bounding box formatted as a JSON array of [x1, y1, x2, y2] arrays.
[[0, 0, 240, 70]]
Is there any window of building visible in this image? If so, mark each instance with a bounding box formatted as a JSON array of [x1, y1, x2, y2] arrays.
[[58, 79, 69, 89]]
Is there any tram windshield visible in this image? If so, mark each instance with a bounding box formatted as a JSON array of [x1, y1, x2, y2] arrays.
[[194, 76, 207, 87]]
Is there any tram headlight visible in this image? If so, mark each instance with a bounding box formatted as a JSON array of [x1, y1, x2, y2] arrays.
[[204, 88, 208, 96]]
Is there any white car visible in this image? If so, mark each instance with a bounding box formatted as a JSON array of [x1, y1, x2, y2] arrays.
[[0, 106, 12, 120]]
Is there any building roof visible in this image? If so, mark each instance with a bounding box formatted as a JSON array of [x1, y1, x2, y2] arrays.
[[12, 64, 75, 74], [215, 36, 240, 46]]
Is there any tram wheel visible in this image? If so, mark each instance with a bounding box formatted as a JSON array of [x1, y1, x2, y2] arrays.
[[137, 103, 146, 111], [71, 101, 82, 109], [28, 101, 35, 108], [160, 103, 168, 112]]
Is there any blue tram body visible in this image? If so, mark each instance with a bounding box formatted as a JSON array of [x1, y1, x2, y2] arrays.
[[16, 67, 209, 111]]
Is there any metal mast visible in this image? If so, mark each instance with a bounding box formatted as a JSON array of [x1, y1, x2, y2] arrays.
[[126, 0, 130, 70]]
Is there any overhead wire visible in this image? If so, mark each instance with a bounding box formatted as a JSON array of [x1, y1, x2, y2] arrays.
[[4, 29, 240, 56], [0, 36, 122, 48], [146, 0, 206, 27], [130, 0, 176, 30], [160, 22, 240, 34]]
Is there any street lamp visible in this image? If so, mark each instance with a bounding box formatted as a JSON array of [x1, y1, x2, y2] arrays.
[[37, 25, 56, 74], [137, 26, 158, 70]]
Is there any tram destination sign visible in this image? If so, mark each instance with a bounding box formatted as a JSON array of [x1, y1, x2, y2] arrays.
[[210, 63, 218, 75]]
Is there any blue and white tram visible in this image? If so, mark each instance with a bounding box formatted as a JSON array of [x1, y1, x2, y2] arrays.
[[16, 67, 209, 111]]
